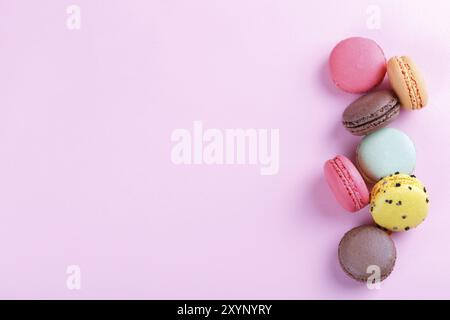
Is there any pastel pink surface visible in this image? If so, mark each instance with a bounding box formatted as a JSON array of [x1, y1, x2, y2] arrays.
[[1, 0, 450, 299], [324, 156, 369, 212], [329, 37, 387, 93]]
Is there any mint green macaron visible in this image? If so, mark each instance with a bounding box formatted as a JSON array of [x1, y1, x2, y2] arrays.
[[356, 128, 416, 183]]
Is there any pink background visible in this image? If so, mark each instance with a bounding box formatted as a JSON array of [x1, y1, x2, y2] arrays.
[[0, 0, 449, 299]]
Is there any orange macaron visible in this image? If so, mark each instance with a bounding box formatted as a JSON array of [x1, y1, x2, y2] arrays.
[[387, 56, 428, 110]]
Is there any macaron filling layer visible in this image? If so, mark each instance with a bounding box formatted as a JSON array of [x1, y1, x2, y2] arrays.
[[343, 100, 400, 134], [396, 57, 424, 109], [331, 157, 364, 210]]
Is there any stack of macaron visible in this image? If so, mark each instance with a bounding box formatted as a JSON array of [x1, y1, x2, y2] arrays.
[[324, 37, 430, 283]]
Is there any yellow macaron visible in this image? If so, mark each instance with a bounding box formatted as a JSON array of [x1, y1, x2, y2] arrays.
[[387, 56, 428, 110], [370, 173, 429, 232]]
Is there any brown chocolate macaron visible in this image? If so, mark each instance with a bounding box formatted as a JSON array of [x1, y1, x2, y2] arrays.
[[342, 90, 400, 136], [338, 225, 396, 282]]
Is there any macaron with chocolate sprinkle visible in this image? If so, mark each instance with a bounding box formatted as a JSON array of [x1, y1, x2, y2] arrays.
[[370, 174, 429, 232]]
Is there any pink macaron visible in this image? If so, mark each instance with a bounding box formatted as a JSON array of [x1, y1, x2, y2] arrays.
[[329, 37, 387, 93], [324, 155, 369, 212]]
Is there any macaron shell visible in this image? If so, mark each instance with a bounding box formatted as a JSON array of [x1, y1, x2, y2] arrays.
[[356, 128, 416, 183], [387, 56, 428, 110], [342, 90, 400, 136], [370, 174, 429, 232], [329, 37, 387, 93], [338, 225, 396, 282], [324, 155, 369, 212]]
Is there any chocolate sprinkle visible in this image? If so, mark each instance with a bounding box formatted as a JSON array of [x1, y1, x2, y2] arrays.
[[410, 175, 416, 178], [395, 183, 401, 187], [405, 227, 410, 231], [423, 187, 427, 193], [426, 198, 429, 203], [408, 186, 412, 190], [402, 215, 407, 219], [385, 199, 393, 204], [396, 201, 402, 206]]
